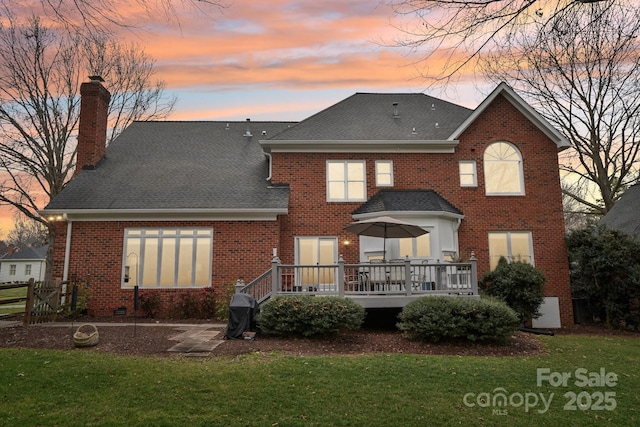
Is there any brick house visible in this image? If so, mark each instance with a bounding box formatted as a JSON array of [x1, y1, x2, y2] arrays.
[[41, 78, 573, 325]]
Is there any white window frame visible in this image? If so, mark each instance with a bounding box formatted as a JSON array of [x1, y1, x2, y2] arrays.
[[483, 141, 525, 195], [488, 231, 534, 270], [9, 264, 16, 276], [459, 161, 477, 187], [375, 160, 394, 187], [326, 160, 366, 202], [25, 264, 32, 275], [122, 228, 213, 288]]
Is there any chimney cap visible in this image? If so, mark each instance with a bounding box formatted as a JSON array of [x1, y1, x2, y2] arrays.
[[88, 75, 105, 83]]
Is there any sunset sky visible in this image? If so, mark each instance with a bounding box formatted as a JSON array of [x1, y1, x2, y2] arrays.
[[125, 0, 490, 121], [1, 0, 493, 236]]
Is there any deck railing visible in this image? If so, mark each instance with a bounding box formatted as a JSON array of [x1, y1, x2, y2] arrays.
[[239, 255, 478, 302]]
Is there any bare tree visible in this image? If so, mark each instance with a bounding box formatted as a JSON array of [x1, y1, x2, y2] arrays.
[[388, 0, 609, 82], [6, 213, 49, 250], [17, 0, 224, 34], [480, 1, 640, 216], [0, 14, 175, 227]]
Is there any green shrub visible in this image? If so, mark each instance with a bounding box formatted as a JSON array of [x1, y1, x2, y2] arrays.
[[567, 225, 640, 330], [257, 296, 366, 337], [480, 258, 546, 325], [396, 296, 520, 342]]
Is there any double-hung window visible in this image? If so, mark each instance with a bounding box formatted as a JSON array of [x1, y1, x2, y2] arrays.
[[488, 231, 533, 270], [326, 160, 366, 201], [122, 228, 213, 288], [375, 160, 394, 187], [459, 161, 477, 187]]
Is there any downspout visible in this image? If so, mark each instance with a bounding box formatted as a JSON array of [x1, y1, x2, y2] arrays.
[[63, 218, 72, 281], [265, 152, 273, 181]]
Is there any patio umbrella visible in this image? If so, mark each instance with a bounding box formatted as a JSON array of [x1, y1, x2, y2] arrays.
[[343, 216, 429, 260]]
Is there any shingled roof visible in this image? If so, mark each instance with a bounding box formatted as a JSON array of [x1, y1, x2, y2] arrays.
[[44, 121, 296, 216], [352, 190, 463, 216], [267, 93, 473, 141], [599, 184, 640, 239]]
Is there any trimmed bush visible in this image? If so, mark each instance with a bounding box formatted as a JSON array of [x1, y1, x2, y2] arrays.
[[480, 258, 546, 325], [257, 296, 366, 337], [396, 296, 520, 342]]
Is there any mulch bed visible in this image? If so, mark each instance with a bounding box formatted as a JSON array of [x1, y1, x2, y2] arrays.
[[0, 316, 636, 359]]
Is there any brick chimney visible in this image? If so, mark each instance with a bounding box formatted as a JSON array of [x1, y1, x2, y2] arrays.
[[76, 76, 111, 175]]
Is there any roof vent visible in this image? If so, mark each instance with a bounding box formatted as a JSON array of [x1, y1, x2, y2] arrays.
[[392, 102, 400, 118], [411, 127, 418, 135], [431, 103, 436, 110], [244, 118, 253, 138], [225, 123, 230, 130], [435, 122, 439, 128]]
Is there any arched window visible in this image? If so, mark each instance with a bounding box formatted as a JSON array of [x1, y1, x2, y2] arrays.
[[483, 142, 524, 195]]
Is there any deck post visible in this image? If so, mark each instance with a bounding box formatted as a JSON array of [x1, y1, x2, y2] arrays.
[[404, 256, 412, 296], [235, 279, 245, 294], [271, 255, 281, 295], [337, 255, 345, 297], [470, 252, 478, 295]]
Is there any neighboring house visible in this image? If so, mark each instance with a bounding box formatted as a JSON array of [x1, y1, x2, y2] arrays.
[[599, 183, 640, 240], [41, 78, 573, 325], [0, 245, 48, 283]]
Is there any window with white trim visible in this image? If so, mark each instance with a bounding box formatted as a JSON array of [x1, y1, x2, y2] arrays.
[[459, 161, 477, 187], [122, 228, 213, 288], [398, 234, 431, 258], [375, 160, 394, 187], [484, 142, 524, 195], [9, 264, 16, 276], [326, 160, 366, 201], [488, 231, 533, 270], [25, 264, 32, 275]]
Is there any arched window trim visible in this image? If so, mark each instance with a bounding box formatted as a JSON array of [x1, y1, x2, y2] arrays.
[[483, 141, 525, 196]]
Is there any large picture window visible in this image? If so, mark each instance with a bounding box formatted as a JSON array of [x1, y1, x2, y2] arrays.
[[327, 160, 366, 201], [488, 231, 533, 270], [122, 228, 213, 288], [484, 142, 524, 195]]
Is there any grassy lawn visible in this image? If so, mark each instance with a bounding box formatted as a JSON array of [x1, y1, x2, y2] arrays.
[[0, 334, 638, 426]]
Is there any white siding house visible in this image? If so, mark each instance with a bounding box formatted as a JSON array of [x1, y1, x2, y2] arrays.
[[0, 246, 48, 283]]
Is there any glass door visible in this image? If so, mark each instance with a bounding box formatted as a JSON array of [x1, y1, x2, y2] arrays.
[[295, 237, 337, 290]]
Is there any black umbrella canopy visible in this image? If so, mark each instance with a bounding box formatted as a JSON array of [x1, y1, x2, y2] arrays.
[[343, 216, 428, 259]]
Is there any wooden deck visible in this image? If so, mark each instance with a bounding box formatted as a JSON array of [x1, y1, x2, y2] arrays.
[[238, 256, 478, 308]]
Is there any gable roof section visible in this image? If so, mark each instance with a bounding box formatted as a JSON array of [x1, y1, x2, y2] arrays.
[[1, 245, 48, 261], [599, 184, 640, 239], [262, 93, 473, 153], [352, 190, 463, 218], [42, 121, 296, 221], [449, 82, 570, 151]]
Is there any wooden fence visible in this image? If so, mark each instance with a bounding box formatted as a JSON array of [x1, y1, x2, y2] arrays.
[[0, 279, 70, 326]]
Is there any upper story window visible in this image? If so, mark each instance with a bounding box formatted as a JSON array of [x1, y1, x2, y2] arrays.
[[327, 160, 366, 202], [375, 160, 394, 187], [483, 142, 524, 195], [459, 161, 477, 187]]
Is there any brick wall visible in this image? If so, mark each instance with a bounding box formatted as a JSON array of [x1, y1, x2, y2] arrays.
[[52, 220, 280, 317], [271, 94, 573, 325], [76, 80, 111, 174]]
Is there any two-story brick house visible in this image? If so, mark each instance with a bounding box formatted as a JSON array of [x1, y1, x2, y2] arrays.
[[41, 78, 573, 325]]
